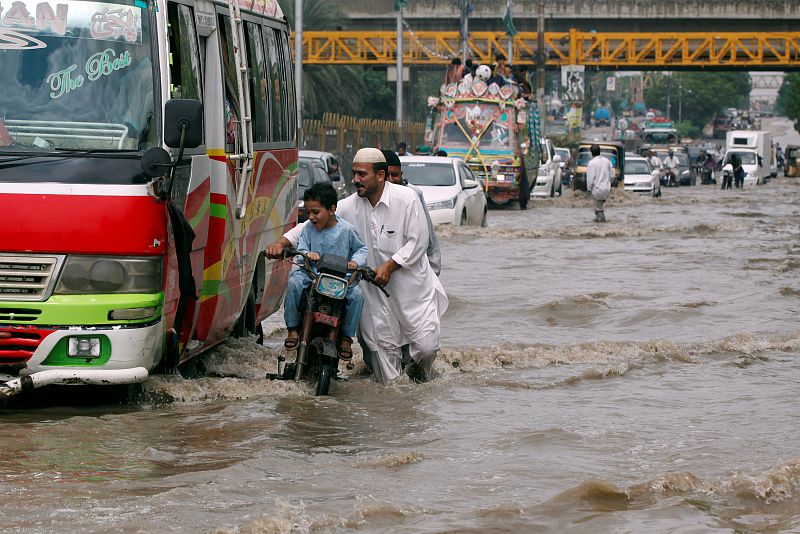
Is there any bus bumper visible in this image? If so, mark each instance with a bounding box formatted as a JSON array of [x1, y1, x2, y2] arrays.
[[0, 367, 148, 399]]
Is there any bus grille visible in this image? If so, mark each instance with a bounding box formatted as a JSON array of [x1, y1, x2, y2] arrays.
[[0, 255, 63, 302], [0, 327, 54, 367]]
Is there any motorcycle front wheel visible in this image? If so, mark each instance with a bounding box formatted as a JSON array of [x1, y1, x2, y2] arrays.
[[315, 359, 333, 396]]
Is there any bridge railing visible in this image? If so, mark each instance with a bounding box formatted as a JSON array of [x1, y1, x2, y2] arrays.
[[295, 30, 800, 69]]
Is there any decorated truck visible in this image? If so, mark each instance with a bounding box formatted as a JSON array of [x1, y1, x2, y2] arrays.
[[425, 77, 540, 209]]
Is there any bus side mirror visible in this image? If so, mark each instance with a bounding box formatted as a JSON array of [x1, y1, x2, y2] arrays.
[[164, 99, 203, 149], [142, 146, 172, 178]]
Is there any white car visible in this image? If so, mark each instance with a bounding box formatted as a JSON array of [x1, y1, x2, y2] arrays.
[[400, 156, 488, 226], [624, 155, 661, 197], [531, 139, 561, 198], [532, 138, 563, 198]]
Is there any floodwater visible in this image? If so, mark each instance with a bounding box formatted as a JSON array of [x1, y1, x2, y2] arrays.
[[4, 132, 800, 533]]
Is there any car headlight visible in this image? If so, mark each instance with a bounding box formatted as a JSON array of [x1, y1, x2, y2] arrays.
[[427, 198, 456, 210], [55, 256, 163, 295], [537, 167, 548, 176]]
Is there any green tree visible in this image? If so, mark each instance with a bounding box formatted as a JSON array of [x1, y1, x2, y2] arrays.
[[278, 0, 366, 119], [644, 72, 750, 132], [776, 73, 800, 133]]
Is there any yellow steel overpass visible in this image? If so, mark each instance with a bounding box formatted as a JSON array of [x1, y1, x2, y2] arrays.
[[297, 30, 800, 69]]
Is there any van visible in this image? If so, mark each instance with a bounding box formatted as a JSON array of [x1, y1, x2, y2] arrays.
[[723, 130, 772, 186]]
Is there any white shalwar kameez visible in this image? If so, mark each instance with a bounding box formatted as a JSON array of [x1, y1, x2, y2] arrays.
[[283, 182, 448, 383]]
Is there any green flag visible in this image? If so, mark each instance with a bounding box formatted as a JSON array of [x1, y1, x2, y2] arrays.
[[394, 0, 407, 11], [503, 6, 518, 37]]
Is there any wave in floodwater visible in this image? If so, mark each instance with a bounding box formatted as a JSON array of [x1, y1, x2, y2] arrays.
[[539, 457, 800, 512], [215, 459, 800, 533], [436, 220, 752, 240], [136, 330, 800, 404]]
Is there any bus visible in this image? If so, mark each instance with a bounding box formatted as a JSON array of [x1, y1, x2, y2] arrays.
[[0, 0, 298, 397]]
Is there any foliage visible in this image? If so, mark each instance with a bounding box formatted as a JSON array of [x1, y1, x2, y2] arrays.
[[548, 131, 583, 150], [776, 73, 800, 133], [278, 0, 365, 119], [361, 68, 396, 120], [676, 120, 701, 139], [644, 72, 750, 133]]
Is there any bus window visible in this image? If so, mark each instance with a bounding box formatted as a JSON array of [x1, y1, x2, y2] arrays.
[[218, 14, 240, 147], [167, 3, 202, 103], [263, 28, 285, 142], [277, 30, 296, 142], [245, 21, 269, 143]]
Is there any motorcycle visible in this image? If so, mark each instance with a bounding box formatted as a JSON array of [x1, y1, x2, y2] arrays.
[[693, 164, 715, 185], [661, 168, 678, 188], [266, 247, 388, 395]]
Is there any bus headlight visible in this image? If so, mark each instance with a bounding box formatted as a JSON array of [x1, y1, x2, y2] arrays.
[[55, 256, 163, 295]]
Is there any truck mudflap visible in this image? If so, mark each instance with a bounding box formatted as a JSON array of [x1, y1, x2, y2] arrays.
[[0, 367, 148, 399]]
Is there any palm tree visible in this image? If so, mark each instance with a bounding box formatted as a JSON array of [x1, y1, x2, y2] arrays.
[[278, 0, 366, 119]]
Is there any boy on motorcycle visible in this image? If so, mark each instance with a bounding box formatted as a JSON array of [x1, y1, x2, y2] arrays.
[[283, 182, 368, 360]]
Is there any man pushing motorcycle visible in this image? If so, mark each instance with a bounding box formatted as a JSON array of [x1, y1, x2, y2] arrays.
[[267, 148, 448, 384]]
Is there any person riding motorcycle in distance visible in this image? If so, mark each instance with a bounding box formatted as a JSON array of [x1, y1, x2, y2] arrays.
[[663, 149, 680, 186]]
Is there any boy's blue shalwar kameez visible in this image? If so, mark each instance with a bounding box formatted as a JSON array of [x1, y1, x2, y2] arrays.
[[283, 216, 368, 337]]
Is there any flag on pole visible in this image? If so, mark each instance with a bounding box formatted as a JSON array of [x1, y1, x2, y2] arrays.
[[394, 0, 406, 11], [503, 5, 518, 37]]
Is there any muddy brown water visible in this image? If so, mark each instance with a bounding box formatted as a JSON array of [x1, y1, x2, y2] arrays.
[[3, 176, 800, 533]]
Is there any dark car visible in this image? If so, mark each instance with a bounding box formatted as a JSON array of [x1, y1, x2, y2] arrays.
[[675, 152, 694, 186], [297, 160, 332, 222]]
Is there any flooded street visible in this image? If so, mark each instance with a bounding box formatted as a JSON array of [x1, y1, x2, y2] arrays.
[[4, 158, 800, 531]]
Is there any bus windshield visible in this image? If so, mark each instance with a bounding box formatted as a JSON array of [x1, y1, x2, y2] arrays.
[[439, 103, 513, 151], [643, 129, 678, 145], [0, 0, 156, 151]]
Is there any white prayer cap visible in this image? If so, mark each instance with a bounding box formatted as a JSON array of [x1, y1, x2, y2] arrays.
[[352, 147, 386, 164]]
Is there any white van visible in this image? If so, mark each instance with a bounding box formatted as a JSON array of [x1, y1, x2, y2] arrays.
[[724, 130, 772, 186]]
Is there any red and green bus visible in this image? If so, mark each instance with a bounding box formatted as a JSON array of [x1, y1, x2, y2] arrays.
[[0, 0, 297, 396]]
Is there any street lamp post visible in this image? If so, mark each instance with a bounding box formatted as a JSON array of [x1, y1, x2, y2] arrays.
[[294, 0, 303, 145], [396, 5, 403, 126]]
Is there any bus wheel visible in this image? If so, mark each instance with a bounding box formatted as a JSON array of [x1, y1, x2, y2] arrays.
[[232, 284, 257, 338]]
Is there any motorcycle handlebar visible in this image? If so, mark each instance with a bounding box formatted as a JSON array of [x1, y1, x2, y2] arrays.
[[283, 248, 390, 297]]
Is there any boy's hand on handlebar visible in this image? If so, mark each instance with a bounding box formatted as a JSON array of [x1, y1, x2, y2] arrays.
[[307, 252, 320, 262], [266, 237, 292, 259], [347, 260, 358, 270], [266, 242, 286, 259]]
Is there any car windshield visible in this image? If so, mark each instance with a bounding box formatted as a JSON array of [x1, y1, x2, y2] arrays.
[[299, 163, 313, 189], [439, 103, 514, 150], [626, 160, 651, 174], [555, 149, 570, 161], [577, 149, 619, 167], [676, 153, 690, 167], [402, 162, 456, 186], [724, 151, 758, 165], [0, 0, 155, 151]]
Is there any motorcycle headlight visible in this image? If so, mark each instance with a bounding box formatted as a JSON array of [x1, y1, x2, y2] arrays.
[[55, 256, 163, 295], [427, 198, 456, 211]]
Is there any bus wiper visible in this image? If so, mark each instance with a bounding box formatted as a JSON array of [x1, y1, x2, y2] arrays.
[[53, 148, 141, 158], [0, 149, 141, 163]]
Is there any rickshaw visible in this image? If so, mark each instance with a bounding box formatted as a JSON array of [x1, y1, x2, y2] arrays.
[[785, 145, 800, 177], [573, 141, 624, 191]]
